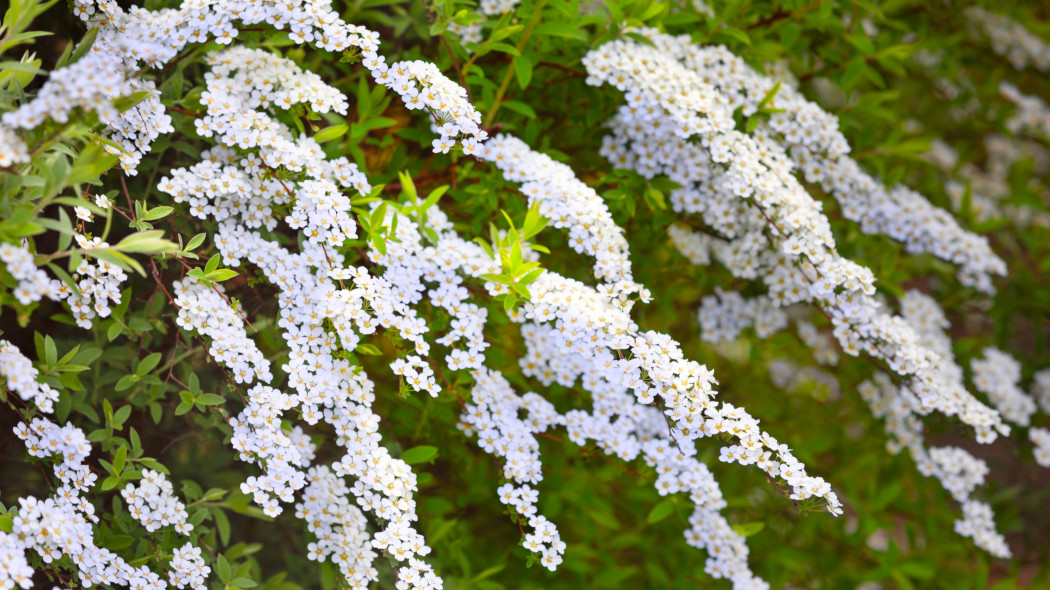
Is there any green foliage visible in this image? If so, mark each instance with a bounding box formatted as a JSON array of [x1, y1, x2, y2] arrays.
[[2, 0, 1050, 588]]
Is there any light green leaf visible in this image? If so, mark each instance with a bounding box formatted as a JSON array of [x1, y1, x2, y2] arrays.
[[402, 445, 439, 464]]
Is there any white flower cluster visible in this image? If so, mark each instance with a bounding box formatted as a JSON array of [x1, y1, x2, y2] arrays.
[[209, 226, 442, 589], [9, 494, 171, 588], [169, 543, 210, 590], [146, 39, 475, 587], [296, 466, 380, 588], [7, 370, 184, 589], [374, 60, 486, 153], [859, 374, 1010, 558], [966, 7, 1050, 72], [0, 531, 34, 590], [121, 469, 193, 534], [927, 136, 1050, 227], [478, 134, 641, 293], [679, 42, 1005, 292], [0, 243, 60, 305], [0, 125, 28, 167], [71, 0, 483, 156], [23, 3, 914, 587], [233, 385, 311, 517], [1, 232, 129, 330], [971, 348, 1038, 427], [201, 139, 837, 590], [172, 277, 310, 517], [583, 31, 1008, 443], [462, 368, 566, 569], [1030, 427, 1050, 467], [1000, 81, 1050, 140], [927, 446, 988, 503], [955, 501, 1010, 559], [196, 47, 348, 152], [0, 339, 60, 413], [173, 276, 273, 384], [852, 292, 1015, 557], [796, 320, 839, 366], [1, 27, 173, 173], [667, 222, 713, 265], [697, 290, 786, 342], [515, 318, 817, 588], [457, 127, 844, 587], [448, 0, 520, 48], [1033, 369, 1050, 414], [3, 50, 132, 129], [767, 360, 840, 400], [14, 418, 94, 492], [157, 49, 370, 241], [899, 290, 953, 362], [67, 244, 129, 329]]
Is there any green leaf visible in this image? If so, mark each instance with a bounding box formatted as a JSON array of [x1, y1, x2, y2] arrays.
[[644, 186, 666, 211], [534, 22, 587, 40], [68, 27, 99, 66], [513, 56, 533, 89], [204, 268, 238, 282], [421, 186, 449, 211], [517, 267, 544, 285], [205, 253, 221, 274], [112, 404, 131, 429], [401, 445, 439, 464], [196, 393, 226, 406], [44, 335, 57, 367], [114, 230, 179, 254], [92, 249, 146, 278], [501, 100, 536, 119], [137, 352, 162, 375], [138, 457, 169, 473], [113, 89, 154, 113], [841, 57, 867, 90], [646, 499, 675, 524], [101, 534, 133, 550], [185, 232, 207, 252], [142, 206, 174, 221], [314, 123, 348, 143], [488, 42, 520, 56], [113, 445, 128, 474], [217, 555, 232, 584], [731, 521, 765, 537], [712, 27, 750, 47], [212, 507, 231, 546], [845, 33, 876, 55], [355, 343, 383, 356], [638, 2, 666, 20]]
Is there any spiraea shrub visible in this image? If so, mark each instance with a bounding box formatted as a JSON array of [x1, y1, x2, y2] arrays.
[[1, 0, 1050, 588]]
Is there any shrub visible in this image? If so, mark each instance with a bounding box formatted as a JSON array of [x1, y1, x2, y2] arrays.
[[1, 0, 1049, 588]]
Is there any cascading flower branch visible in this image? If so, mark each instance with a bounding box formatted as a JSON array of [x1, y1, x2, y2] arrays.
[[2, 1, 1050, 589]]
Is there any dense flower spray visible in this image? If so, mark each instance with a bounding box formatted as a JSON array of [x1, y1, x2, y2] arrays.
[[1, 0, 1048, 588]]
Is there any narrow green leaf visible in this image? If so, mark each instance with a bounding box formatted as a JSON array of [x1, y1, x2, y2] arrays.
[[113, 445, 128, 474], [646, 499, 675, 524], [731, 521, 765, 537], [314, 123, 348, 143], [514, 56, 533, 89], [402, 445, 439, 464]]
